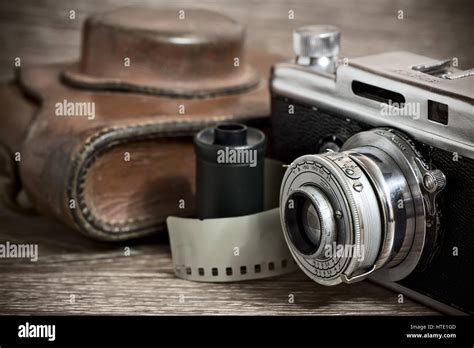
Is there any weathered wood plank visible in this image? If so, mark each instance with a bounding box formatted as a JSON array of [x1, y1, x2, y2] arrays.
[[0, 209, 438, 315]]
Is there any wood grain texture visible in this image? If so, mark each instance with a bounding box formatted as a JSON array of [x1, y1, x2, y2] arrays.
[[1, 0, 469, 315], [0, 209, 437, 315], [0, 0, 472, 81]]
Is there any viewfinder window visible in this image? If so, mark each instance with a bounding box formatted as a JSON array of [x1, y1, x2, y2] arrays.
[[428, 100, 449, 125]]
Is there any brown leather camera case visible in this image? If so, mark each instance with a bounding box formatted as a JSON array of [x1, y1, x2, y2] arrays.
[[0, 7, 280, 241]]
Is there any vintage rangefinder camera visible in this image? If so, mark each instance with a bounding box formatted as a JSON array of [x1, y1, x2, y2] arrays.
[[271, 25, 474, 314]]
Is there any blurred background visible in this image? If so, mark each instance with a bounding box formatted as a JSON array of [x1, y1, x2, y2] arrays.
[[0, 0, 473, 81]]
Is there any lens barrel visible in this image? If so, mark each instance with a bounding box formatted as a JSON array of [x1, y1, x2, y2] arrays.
[[280, 128, 445, 285]]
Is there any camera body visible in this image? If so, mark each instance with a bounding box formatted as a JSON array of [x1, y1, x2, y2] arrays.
[[271, 26, 474, 314]]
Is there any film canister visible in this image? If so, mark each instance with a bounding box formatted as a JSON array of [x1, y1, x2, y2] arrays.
[[194, 123, 266, 219]]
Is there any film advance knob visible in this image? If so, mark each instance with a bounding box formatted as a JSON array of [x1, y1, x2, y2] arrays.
[[293, 25, 340, 72]]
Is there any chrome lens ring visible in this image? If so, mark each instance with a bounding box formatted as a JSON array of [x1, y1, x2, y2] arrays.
[[280, 128, 437, 286], [341, 128, 428, 282], [280, 153, 382, 286], [344, 147, 416, 271], [284, 186, 337, 258]]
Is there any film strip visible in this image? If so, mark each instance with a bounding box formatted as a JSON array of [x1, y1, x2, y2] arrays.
[[167, 208, 298, 282], [167, 158, 298, 282]]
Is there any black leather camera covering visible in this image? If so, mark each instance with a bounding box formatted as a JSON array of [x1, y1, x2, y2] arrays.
[[271, 96, 474, 314]]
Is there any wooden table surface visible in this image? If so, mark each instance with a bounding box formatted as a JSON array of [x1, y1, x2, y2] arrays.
[[0, 209, 437, 315], [1, 0, 471, 315]]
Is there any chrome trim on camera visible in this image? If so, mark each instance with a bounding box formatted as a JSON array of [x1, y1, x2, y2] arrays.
[[280, 152, 383, 286], [344, 147, 415, 271], [285, 186, 337, 259], [271, 51, 474, 159], [342, 129, 432, 282], [280, 128, 445, 285]]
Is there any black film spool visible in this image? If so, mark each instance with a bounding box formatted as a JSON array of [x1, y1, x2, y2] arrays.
[[194, 123, 266, 219]]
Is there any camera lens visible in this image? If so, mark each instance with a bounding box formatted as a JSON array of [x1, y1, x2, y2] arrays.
[[280, 128, 445, 286], [301, 200, 321, 246], [284, 186, 336, 257]]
